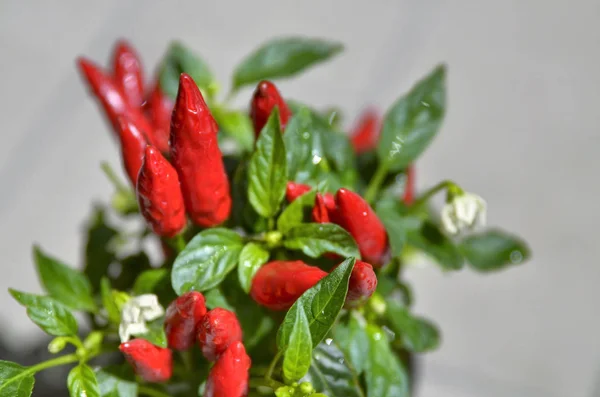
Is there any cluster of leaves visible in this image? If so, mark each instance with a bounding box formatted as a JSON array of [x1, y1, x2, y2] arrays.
[[0, 36, 530, 397]]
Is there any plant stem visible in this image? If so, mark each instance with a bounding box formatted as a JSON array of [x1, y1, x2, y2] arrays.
[[264, 350, 283, 381], [138, 385, 172, 397], [250, 377, 285, 391], [410, 180, 455, 210], [101, 161, 128, 192], [1, 354, 79, 390], [364, 163, 389, 204]]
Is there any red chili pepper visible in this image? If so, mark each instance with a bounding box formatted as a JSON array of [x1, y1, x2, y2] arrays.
[[334, 188, 388, 266], [170, 73, 231, 227], [250, 80, 292, 136], [350, 108, 381, 154], [403, 165, 415, 205], [136, 146, 187, 237], [119, 339, 172, 383], [116, 116, 147, 186], [112, 39, 145, 109], [144, 82, 173, 154], [286, 182, 335, 211], [312, 193, 330, 223], [197, 308, 243, 362], [345, 260, 377, 304], [164, 291, 207, 351], [250, 260, 327, 311], [204, 341, 251, 397], [77, 57, 155, 142]]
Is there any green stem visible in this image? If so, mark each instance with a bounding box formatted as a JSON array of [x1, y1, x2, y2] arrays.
[[138, 385, 172, 397], [410, 180, 456, 210], [364, 163, 389, 204], [180, 350, 194, 373], [265, 350, 283, 381], [101, 161, 128, 192], [250, 377, 285, 391], [2, 353, 79, 390], [165, 234, 187, 253]]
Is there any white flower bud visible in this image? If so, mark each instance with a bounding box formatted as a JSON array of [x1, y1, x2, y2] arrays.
[[441, 192, 486, 235], [118, 294, 164, 343]]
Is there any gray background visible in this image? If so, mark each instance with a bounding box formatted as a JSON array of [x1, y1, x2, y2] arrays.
[[1, 1, 599, 396]]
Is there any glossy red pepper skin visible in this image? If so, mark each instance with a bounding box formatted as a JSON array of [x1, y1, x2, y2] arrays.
[[197, 308, 243, 362], [119, 339, 172, 383], [144, 83, 173, 154], [112, 40, 145, 109], [312, 193, 330, 223], [116, 117, 147, 186], [136, 146, 186, 237], [250, 260, 328, 311], [170, 73, 231, 227], [350, 108, 381, 154], [204, 341, 251, 397], [77, 57, 154, 139], [250, 80, 292, 136], [164, 291, 207, 351], [345, 260, 377, 304], [403, 165, 415, 205], [334, 188, 388, 267]]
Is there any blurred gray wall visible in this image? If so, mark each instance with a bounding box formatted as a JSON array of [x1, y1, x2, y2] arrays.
[[1, 1, 599, 396]]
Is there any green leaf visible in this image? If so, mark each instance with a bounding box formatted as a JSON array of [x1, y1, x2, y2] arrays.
[[237, 243, 270, 293], [171, 228, 244, 294], [248, 109, 288, 218], [317, 121, 356, 185], [301, 341, 363, 397], [277, 188, 317, 234], [83, 206, 118, 292], [135, 318, 167, 348], [283, 223, 360, 258], [159, 41, 215, 100], [204, 288, 235, 312], [212, 108, 255, 153], [100, 278, 121, 325], [232, 37, 344, 90], [365, 325, 409, 397], [278, 258, 355, 349], [332, 312, 369, 374], [68, 364, 100, 397], [283, 108, 328, 183], [0, 360, 35, 397], [375, 204, 406, 258], [405, 217, 464, 270], [96, 367, 138, 397], [460, 229, 531, 272], [132, 269, 168, 295], [33, 246, 96, 313], [282, 306, 312, 383], [386, 301, 440, 353], [377, 65, 446, 171], [9, 289, 78, 336]]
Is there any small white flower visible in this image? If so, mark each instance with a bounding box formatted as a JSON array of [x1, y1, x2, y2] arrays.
[[441, 192, 486, 235], [118, 294, 164, 343]]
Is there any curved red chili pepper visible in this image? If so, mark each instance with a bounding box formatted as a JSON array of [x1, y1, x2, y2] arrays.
[[197, 308, 243, 362], [116, 116, 147, 186], [77, 57, 155, 142], [144, 82, 173, 154], [287, 182, 335, 212], [250, 80, 292, 136], [250, 260, 328, 311], [312, 193, 331, 223], [170, 73, 231, 227], [136, 146, 187, 237], [403, 165, 415, 205], [112, 39, 145, 109], [204, 341, 251, 397], [350, 108, 382, 154], [119, 339, 172, 383], [334, 188, 388, 267], [164, 291, 207, 351]]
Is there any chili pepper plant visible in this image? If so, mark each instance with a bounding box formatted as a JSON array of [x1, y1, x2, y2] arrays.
[[1, 37, 531, 397]]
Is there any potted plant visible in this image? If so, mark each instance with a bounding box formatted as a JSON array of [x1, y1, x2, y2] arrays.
[[0, 37, 530, 397]]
